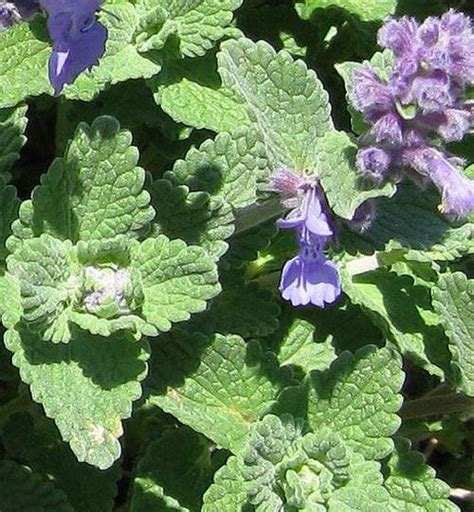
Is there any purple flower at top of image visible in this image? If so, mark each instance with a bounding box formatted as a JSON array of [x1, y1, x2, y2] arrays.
[[269, 169, 341, 308], [350, 10, 474, 219], [39, 0, 107, 94]]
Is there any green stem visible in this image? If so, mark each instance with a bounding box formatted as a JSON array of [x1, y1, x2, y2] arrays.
[[400, 392, 474, 420], [234, 198, 284, 235]]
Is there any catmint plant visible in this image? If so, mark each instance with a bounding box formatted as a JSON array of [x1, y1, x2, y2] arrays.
[[0, 2, 472, 511], [351, 10, 474, 218]]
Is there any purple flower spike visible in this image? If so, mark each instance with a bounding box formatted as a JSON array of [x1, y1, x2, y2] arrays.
[[410, 72, 454, 114], [39, 0, 107, 94], [270, 170, 342, 308], [280, 244, 341, 308]]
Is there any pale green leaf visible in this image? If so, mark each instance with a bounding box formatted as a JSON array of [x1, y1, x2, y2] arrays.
[[4, 327, 150, 469], [342, 269, 452, 377], [7, 235, 79, 343], [3, 412, 120, 512], [0, 19, 51, 108], [158, 37, 333, 171], [130, 427, 215, 512], [277, 318, 337, 373], [135, 0, 243, 56], [148, 333, 285, 451], [383, 438, 460, 511], [10, 116, 154, 248], [317, 130, 395, 220], [131, 235, 220, 331], [0, 105, 28, 175], [151, 179, 234, 261], [308, 346, 404, 459], [432, 273, 474, 396]]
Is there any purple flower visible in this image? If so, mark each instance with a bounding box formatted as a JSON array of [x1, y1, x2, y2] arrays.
[[404, 146, 474, 219], [350, 11, 474, 218], [39, 0, 107, 94], [280, 240, 341, 307], [271, 169, 341, 308]]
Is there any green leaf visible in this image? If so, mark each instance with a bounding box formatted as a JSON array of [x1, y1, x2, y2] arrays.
[[202, 456, 247, 512], [2, 413, 120, 512], [308, 346, 404, 460], [135, 0, 243, 57], [4, 327, 150, 469], [157, 37, 333, 171], [64, 2, 161, 101], [0, 19, 51, 108], [277, 318, 337, 373], [0, 273, 22, 329], [131, 235, 220, 331], [148, 333, 286, 451], [360, 184, 473, 261], [432, 273, 474, 397], [383, 438, 459, 511], [10, 116, 155, 248], [0, 178, 20, 266], [296, 0, 397, 21], [151, 179, 234, 260], [0, 105, 28, 175], [7, 235, 79, 343], [0, 460, 73, 512], [343, 269, 451, 377], [130, 427, 216, 512], [317, 130, 395, 220]]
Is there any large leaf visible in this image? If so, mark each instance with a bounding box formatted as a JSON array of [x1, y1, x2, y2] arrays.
[[157, 37, 333, 171], [308, 346, 404, 459], [432, 273, 474, 397], [10, 116, 154, 248], [148, 333, 286, 451], [5, 327, 150, 469]]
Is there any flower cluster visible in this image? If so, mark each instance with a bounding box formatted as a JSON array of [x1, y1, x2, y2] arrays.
[[270, 169, 341, 308], [1, 0, 107, 93], [351, 10, 474, 219]]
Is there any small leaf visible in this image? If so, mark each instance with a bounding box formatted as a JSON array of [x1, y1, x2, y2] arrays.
[[0, 178, 20, 265], [432, 273, 474, 397], [317, 130, 395, 220], [5, 327, 150, 469], [277, 318, 337, 373], [135, 0, 243, 57], [308, 346, 404, 459], [131, 235, 220, 331], [148, 333, 286, 451], [0, 460, 73, 512]]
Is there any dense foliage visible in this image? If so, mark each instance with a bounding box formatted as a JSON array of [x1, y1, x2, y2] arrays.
[[0, 0, 473, 511]]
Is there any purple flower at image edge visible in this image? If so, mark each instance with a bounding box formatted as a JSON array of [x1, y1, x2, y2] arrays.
[[350, 10, 474, 219], [39, 0, 107, 94], [270, 169, 342, 308]]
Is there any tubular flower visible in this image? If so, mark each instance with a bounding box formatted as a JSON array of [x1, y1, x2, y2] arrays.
[[350, 10, 474, 218], [270, 169, 341, 308], [39, 0, 107, 94]]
